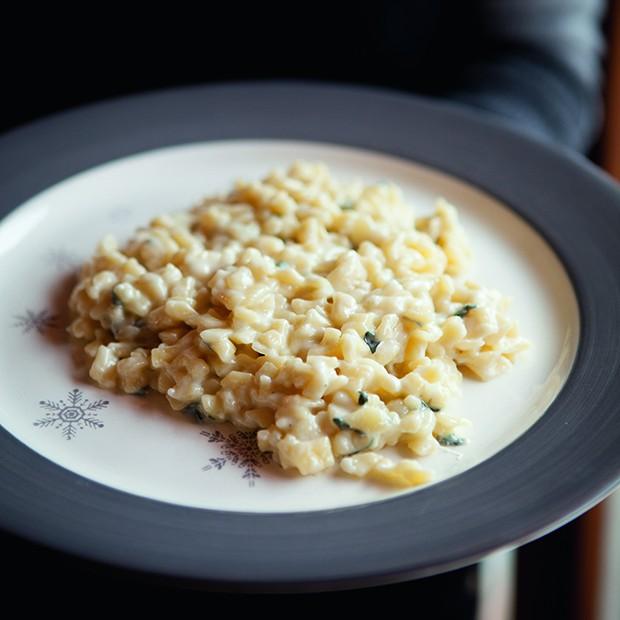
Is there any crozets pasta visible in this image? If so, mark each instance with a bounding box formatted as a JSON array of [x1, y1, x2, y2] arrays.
[[68, 162, 528, 487]]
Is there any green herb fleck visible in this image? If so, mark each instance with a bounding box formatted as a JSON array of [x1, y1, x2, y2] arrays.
[[275, 261, 289, 268], [333, 417, 351, 431], [333, 417, 366, 435], [358, 391, 368, 405], [183, 402, 205, 424], [363, 331, 381, 353], [420, 399, 440, 413], [340, 199, 355, 210], [111, 290, 123, 306], [345, 438, 375, 456], [437, 433, 465, 447], [453, 304, 477, 318]]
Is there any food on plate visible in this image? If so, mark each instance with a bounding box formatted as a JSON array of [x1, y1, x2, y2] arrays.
[[67, 161, 528, 487]]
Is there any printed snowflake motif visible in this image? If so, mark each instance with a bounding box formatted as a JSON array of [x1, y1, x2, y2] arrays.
[[34, 388, 109, 440], [13, 309, 58, 334], [45, 248, 81, 271], [201, 429, 272, 487]]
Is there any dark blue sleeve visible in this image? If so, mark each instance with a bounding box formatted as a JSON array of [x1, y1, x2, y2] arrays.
[[445, 0, 607, 152]]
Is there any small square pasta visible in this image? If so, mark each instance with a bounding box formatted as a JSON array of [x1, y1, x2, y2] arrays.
[[68, 161, 529, 487]]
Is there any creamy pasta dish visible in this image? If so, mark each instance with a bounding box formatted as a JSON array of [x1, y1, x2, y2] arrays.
[[68, 162, 528, 487]]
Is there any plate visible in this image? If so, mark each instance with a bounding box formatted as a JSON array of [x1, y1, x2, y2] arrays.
[[0, 82, 619, 590]]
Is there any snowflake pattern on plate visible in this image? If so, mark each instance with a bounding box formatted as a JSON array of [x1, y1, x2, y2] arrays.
[[34, 389, 109, 440], [13, 309, 58, 334], [201, 429, 272, 487]]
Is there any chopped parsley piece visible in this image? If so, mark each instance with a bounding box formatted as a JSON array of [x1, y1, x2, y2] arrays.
[[340, 199, 355, 210], [333, 417, 365, 435], [111, 290, 123, 306], [333, 417, 351, 431], [453, 304, 477, 318], [420, 399, 440, 413], [358, 391, 368, 405], [345, 438, 374, 456], [363, 331, 381, 353], [437, 433, 465, 447], [275, 260, 288, 268], [183, 402, 206, 424]]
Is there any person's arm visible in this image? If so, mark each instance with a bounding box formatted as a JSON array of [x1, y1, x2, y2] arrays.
[[444, 0, 607, 153]]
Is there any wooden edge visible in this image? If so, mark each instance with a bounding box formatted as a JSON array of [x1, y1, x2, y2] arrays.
[[577, 503, 606, 620]]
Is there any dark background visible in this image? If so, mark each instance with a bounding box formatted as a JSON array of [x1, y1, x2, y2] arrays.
[[1, 5, 605, 617], [1, 4, 484, 136]]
